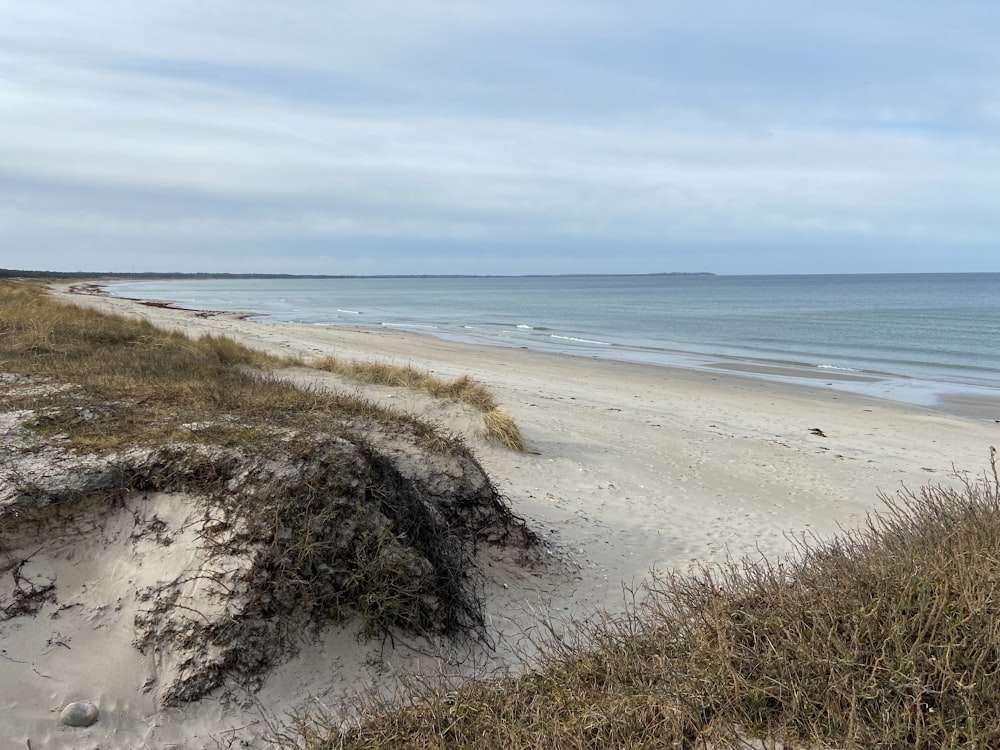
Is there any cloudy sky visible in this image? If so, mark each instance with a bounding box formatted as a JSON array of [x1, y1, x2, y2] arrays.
[[2, 2, 998, 275]]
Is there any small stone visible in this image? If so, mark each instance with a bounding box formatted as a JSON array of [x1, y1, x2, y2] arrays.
[[60, 701, 99, 727]]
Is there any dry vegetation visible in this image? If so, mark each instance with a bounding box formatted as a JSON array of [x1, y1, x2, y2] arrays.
[[0, 280, 522, 452], [281, 460, 1000, 749], [313, 356, 525, 451], [0, 280, 537, 701], [0, 280, 394, 453]]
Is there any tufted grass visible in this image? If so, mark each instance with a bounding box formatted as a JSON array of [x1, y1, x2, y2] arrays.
[[279, 456, 1000, 750], [313, 358, 525, 451]]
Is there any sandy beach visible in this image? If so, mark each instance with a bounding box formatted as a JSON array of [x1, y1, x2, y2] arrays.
[[3, 283, 997, 748]]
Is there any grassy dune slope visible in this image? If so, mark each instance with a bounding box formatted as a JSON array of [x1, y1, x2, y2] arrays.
[[0, 280, 535, 701], [284, 465, 1000, 749]]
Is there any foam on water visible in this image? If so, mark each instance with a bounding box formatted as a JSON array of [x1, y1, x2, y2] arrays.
[[550, 334, 612, 346], [817, 364, 862, 372]]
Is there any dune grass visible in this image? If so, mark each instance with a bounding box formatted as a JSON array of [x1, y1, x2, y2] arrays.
[[0, 280, 523, 452], [280, 456, 1000, 749], [0, 281, 445, 453], [479, 407, 525, 452], [313, 356, 526, 451]]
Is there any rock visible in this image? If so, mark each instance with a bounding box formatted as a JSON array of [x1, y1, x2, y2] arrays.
[[59, 701, 99, 727]]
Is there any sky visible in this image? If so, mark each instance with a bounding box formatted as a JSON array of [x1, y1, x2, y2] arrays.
[[1, 2, 998, 276]]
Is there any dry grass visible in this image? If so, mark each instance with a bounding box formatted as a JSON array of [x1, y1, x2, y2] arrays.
[[1, 280, 535, 661], [0, 281, 523, 453], [481, 408, 526, 452], [313, 357, 524, 450], [0, 281, 484, 454], [314, 359, 492, 406], [284, 457, 1000, 749]]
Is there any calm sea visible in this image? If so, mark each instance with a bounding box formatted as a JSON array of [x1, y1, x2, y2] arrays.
[[108, 274, 1000, 410]]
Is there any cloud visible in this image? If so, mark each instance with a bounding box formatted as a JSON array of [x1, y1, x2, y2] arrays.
[[0, 1, 998, 274]]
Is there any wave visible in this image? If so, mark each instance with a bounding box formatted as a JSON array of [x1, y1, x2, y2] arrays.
[[337, 309, 361, 315], [380, 322, 439, 330], [817, 364, 861, 372], [550, 334, 612, 346]]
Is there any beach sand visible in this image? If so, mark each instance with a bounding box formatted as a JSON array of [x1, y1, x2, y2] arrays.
[[3, 283, 997, 748]]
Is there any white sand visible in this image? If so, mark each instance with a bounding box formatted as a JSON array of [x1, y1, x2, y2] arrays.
[[3, 284, 997, 748]]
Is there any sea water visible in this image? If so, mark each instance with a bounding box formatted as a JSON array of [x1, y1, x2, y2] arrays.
[[108, 274, 1000, 410]]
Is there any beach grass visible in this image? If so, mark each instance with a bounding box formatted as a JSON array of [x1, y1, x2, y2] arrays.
[[480, 407, 526, 452], [279, 457, 1000, 749], [0, 280, 522, 453], [0, 280, 396, 452], [313, 357, 526, 450]]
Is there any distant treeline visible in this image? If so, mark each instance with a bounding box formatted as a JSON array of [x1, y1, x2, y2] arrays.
[[1, 269, 715, 280], [0, 270, 345, 280]]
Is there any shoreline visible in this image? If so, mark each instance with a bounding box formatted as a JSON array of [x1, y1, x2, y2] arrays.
[[92, 279, 1000, 423], [61, 279, 1000, 564]]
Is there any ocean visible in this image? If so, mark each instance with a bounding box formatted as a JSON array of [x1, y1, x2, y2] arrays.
[[108, 273, 1000, 411]]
